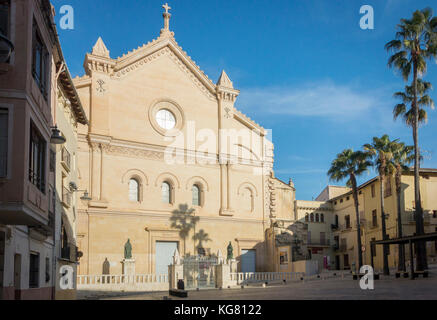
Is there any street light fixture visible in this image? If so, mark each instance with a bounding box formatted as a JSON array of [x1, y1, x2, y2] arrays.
[[79, 190, 92, 201], [50, 126, 66, 145], [69, 182, 92, 201]]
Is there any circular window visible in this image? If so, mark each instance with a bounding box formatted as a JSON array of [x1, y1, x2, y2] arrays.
[[148, 99, 185, 136], [156, 109, 176, 130]]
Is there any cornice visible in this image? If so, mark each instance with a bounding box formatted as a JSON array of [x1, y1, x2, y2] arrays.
[[111, 40, 217, 101], [233, 109, 265, 134], [72, 75, 91, 88], [78, 208, 265, 225], [79, 134, 270, 166]]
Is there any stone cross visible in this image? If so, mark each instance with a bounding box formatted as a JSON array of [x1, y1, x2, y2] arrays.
[[162, 3, 171, 14]]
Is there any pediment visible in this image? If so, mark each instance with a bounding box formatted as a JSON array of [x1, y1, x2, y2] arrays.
[[111, 36, 217, 101]]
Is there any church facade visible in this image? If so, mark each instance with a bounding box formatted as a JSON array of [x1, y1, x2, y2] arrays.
[[73, 6, 301, 276]]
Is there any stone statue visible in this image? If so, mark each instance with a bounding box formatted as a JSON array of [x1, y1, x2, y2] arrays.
[[124, 239, 132, 259], [227, 241, 233, 260]]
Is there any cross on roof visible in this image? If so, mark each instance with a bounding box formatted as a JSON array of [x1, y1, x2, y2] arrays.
[[162, 3, 171, 14]]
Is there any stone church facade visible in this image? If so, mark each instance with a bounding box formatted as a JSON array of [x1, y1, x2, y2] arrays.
[[74, 5, 302, 276]]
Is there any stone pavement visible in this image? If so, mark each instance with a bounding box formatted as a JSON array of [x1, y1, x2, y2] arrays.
[[79, 269, 437, 300]]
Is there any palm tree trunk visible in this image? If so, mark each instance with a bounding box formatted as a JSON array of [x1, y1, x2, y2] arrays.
[[412, 59, 427, 271], [351, 174, 363, 271], [395, 165, 406, 272], [379, 156, 390, 275]]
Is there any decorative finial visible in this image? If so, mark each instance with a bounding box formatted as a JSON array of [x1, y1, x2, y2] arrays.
[[160, 3, 173, 37]]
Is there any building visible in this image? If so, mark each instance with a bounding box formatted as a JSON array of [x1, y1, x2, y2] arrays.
[[294, 200, 333, 272], [0, 0, 58, 299], [315, 185, 351, 202], [51, 34, 88, 299], [73, 5, 307, 279], [311, 169, 437, 272], [0, 0, 86, 300]]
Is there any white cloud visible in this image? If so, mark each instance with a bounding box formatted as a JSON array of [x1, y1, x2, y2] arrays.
[[238, 81, 383, 119]]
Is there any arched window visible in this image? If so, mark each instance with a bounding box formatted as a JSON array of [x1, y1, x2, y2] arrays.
[[129, 178, 139, 202], [310, 213, 314, 222], [305, 214, 309, 222], [162, 181, 171, 204], [316, 213, 319, 222], [241, 187, 253, 212], [321, 213, 325, 223], [192, 184, 200, 206]]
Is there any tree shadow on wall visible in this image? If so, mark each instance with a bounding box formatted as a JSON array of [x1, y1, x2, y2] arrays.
[[170, 204, 216, 288], [170, 203, 199, 256]]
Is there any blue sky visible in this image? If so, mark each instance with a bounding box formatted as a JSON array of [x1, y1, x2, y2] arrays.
[[52, 0, 437, 200]]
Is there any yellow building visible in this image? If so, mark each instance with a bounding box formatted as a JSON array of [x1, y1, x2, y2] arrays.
[[325, 169, 437, 272], [72, 5, 305, 279], [294, 200, 333, 272]]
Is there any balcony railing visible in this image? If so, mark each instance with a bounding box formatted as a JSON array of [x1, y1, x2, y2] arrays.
[[62, 187, 71, 208], [367, 221, 379, 229], [61, 147, 71, 171], [402, 212, 432, 224], [339, 223, 352, 231], [307, 239, 331, 247]]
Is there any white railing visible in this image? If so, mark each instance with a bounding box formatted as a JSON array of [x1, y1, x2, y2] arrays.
[[230, 272, 305, 284], [77, 274, 169, 292], [229, 271, 351, 285]]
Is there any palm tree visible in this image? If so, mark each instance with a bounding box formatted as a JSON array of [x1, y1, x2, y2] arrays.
[[393, 79, 435, 125], [328, 149, 372, 271], [364, 135, 397, 275], [385, 7, 437, 271], [390, 142, 415, 272]]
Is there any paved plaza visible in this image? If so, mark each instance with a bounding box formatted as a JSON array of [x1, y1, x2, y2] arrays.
[[78, 267, 437, 300]]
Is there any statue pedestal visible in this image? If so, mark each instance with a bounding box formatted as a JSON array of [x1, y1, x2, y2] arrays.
[[168, 263, 184, 290], [215, 263, 231, 288], [229, 259, 237, 273], [122, 259, 136, 276]]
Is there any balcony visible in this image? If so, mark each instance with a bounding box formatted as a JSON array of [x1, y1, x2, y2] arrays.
[[339, 223, 353, 231], [61, 147, 71, 172], [402, 212, 432, 225], [367, 221, 379, 229], [62, 187, 71, 208], [331, 224, 339, 230], [307, 239, 331, 247]]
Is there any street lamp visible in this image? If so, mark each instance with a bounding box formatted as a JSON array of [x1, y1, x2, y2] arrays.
[[50, 126, 66, 145], [68, 183, 92, 201], [79, 190, 92, 201]]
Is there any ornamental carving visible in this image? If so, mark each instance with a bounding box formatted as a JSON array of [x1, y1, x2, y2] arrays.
[[104, 144, 164, 161]]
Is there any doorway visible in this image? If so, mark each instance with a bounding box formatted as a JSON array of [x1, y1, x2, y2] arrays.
[[241, 249, 256, 272], [155, 241, 178, 275]]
